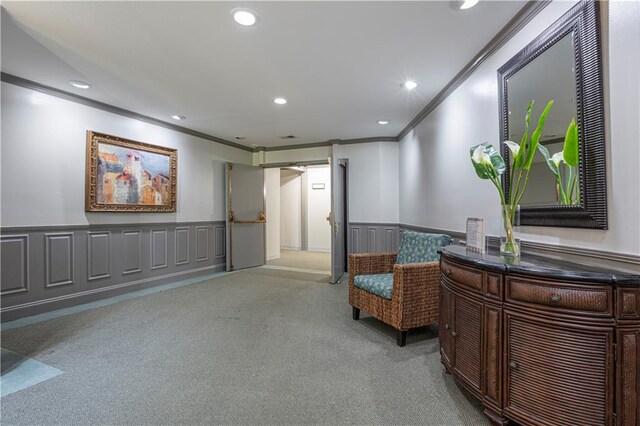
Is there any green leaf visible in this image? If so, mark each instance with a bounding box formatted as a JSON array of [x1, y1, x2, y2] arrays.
[[525, 100, 554, 170], [514, 100, 534, 169], [537, 142, 561, 179], [469, 142, 505, 180], [562, 118, 579, 167], [486, 143, 507, 176]]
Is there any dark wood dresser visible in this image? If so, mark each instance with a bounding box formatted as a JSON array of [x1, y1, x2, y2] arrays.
[[438, 245, 640, 426]]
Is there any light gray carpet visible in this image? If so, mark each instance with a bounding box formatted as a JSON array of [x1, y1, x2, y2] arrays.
[[1, 267, 487, 425], [267, 250, 331, 272]]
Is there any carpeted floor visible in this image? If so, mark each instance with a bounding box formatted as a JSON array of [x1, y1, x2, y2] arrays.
[[267, 250, 331, 272], [0, 267, 487, 425]]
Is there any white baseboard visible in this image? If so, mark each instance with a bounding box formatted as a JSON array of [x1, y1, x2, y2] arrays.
[[281, 246, 302, 251], [307, 247, 331, 253], [266, 254, 281, 261]]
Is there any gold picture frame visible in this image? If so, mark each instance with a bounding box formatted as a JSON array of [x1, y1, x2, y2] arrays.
[[85, 131, 177, 212]]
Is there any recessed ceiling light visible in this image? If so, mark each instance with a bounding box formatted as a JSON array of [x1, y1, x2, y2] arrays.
[[377, 120, 390, 125], [69, 80, 91, 89], [273, 98, 287, 105], [456, 0, 480, 10], [171, 115, 185, 120], [231, 8, 258, 26], [403, 80, 418, 90]]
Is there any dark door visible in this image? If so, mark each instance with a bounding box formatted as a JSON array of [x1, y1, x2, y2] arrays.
[[504, 311, 614, 426], [225, 163, 265, 271], [439, 282, 454, 369], [452, 292, 483, 396], [330, 158, 347, 283]]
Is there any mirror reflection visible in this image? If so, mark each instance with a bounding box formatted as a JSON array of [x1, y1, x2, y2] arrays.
[[506, 33, 580, 206]]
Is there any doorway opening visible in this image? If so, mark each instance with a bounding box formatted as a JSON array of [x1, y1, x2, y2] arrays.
[[264, 164, 332, 273]]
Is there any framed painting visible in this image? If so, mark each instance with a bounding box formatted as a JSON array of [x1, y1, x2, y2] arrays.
[[85, 131, 177, 212]]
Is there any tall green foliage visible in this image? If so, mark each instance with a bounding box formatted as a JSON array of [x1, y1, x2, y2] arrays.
[[537, 118, 580, 205], [470, 99, 554, 256], [471, 100, 554, 205]]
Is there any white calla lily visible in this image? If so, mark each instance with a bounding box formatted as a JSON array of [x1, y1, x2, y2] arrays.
[[503, 140, 521, 157], [471, 146, 483, 164], [471, 145, 492, 166], [550, 152, 564, 167]]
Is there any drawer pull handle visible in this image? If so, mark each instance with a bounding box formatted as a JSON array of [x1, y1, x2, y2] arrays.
[[509, 361, 518, 370], [451, 331, 457, 337], [446, 269, 452, 277], [550, 294, 561, 304]]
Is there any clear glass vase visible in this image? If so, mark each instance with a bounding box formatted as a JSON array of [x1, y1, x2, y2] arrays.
[[500, 204, 520, 257]]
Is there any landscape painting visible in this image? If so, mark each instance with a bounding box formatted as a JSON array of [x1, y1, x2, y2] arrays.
[[86, 131, 177, 212]]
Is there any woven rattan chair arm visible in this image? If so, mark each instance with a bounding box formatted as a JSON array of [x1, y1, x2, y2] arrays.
[[348, 252, 397, 277], [390, 260, 441, 328], [392, 261, 440, 297]]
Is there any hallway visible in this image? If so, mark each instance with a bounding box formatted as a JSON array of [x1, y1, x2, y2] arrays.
[[267, 250, 331, 273]]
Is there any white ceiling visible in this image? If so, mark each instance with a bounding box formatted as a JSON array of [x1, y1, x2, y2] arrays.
[[1, 1, 525, 148]]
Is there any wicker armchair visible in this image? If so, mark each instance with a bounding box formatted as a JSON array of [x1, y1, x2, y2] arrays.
[[348, 232, 452, 346]]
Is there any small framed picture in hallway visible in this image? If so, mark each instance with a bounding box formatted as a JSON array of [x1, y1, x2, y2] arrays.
[[85, 131, 177, 212]]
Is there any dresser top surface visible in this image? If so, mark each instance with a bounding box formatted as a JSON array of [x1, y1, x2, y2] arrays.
[[439, 244, 640, 286]]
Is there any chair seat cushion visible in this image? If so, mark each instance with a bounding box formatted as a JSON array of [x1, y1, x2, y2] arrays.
[[353, 273, 394, 300]]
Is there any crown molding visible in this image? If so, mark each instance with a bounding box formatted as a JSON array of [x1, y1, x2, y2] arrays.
[[256, 136, 399, 152], [396, 0, 551, 141], [339, 136, 399, 145], [260, 159, 330, 168], [0, 72, 254, 152], [260, 140, 331, 152]]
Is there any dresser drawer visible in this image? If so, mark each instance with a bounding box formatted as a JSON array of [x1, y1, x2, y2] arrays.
[[506, 276, 613, 317], [617, 288, 640, 320], [441, 258, 483, 294]]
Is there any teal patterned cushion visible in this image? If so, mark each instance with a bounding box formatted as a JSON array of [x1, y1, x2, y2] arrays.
[[353, 273, 394, 300], [396, 231, 452, 265]]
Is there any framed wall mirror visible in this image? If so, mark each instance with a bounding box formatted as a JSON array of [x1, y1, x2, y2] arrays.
[[498, 0, 607, 229]]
